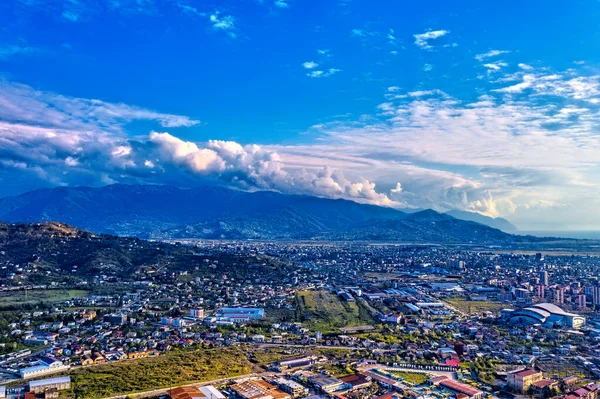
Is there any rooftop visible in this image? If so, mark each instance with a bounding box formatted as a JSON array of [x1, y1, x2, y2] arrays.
[[512, 369, 540, 377], [532, 379, 557, 389], [439, 380, 483, 397], [340, 374, 370, 387], [29, 376, 71, 388]]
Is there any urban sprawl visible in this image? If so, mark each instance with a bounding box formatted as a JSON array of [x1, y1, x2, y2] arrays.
[[1, 242, 600, 399]]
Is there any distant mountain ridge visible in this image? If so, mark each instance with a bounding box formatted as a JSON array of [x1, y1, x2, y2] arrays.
[[446, 210, 518, 232], [0, 184, 521, 243]]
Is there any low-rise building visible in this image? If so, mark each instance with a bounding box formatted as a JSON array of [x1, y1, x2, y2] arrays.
[[438, 379, 484, 399], [308, 376, 348, 393], [103, 313, 127, 325], [507, 369, 543, 393], [274, 356, 318, 372], [20, 357, 70, 379], [339, 374, 372, 391], [28, 377, 71, 394], [231, 379, 290, 399], [273, 378, 308, 398], [169, 385, 225, 399], [214, 308, 265, 323], [532, 379, 559, 394]]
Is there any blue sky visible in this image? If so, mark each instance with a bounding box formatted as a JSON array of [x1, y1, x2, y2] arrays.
[[1, 0, 600, 230]]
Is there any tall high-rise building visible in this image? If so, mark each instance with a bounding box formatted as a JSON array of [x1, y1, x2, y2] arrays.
[[535, 284, 545, 299], [515, 288, 529, 299], [593, 286, 600, 307], [577, 294, 586, 309], [448, 260, 465, 269], [539, 270, 549, 286], [553, 287, 565, 304]]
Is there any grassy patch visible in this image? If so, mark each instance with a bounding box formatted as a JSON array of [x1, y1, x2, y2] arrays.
[[65, 347, 253, 399], [310, 347, 356, 360], [264, 307, 298, 324], [322, 364, 354, 378], [297, 290, 375, 333], [445, 298, 506, 314], [537, 361, 589, 379], [0, 289, 89, 308], [392, 371, 429, 385]]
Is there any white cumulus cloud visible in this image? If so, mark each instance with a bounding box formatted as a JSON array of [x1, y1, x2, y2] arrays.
[[413, 30, 450, 50]]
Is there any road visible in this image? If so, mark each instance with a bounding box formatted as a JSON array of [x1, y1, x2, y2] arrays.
[[441, 301, 467, 317]]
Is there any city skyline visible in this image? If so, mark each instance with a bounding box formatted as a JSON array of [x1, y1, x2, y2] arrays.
[[1, 0, 600, 230]]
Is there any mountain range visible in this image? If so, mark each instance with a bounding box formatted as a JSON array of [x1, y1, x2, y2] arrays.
[[0, 184, 522, 244], [445, 210, 518, 232]]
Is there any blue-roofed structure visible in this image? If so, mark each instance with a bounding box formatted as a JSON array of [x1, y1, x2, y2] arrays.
[[214, 307, 264, 323]]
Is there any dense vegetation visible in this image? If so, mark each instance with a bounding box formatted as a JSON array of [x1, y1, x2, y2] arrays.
[[0, 222, 294, 284], [392, 371, 429, 385]]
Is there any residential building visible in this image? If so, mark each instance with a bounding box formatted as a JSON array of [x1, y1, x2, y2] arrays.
[[507, 369, 543, 392], [190, 308, 204, 319], [532, 379, 559, 394], [103, 313, 127, 325], [593, 286, 600, 307], [540, 271, 549, 286]]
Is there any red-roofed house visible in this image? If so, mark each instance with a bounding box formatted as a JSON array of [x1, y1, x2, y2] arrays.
[[430, 376, 450, 385], [564, 384, 599, 399], [445, 359, 461, 367], [439, 379, 484, 399], [339, 374, 372, 390], [375, 393, 402, 399], [532, 379, 558, 394], [507, 369, 543, 392]]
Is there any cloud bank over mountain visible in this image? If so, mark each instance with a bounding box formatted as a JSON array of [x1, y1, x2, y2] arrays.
[[1, 53, 600, 230], [0, 81, 391, 207]]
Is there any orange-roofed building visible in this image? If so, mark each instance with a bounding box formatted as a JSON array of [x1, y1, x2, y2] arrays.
[[231, 379, 291, 399], [169, 385, 226, 399], [507, 369, 543, 392]]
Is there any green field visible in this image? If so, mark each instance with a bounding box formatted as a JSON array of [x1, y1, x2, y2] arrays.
[[445, 298, 506, 314], [392, 371, 429, 385], [311, 347, 356, 360], [0, 289, 90, 308], [323, 363, 354, 378], [297, 290, 375, 333], [66, 347, 254, 399]]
